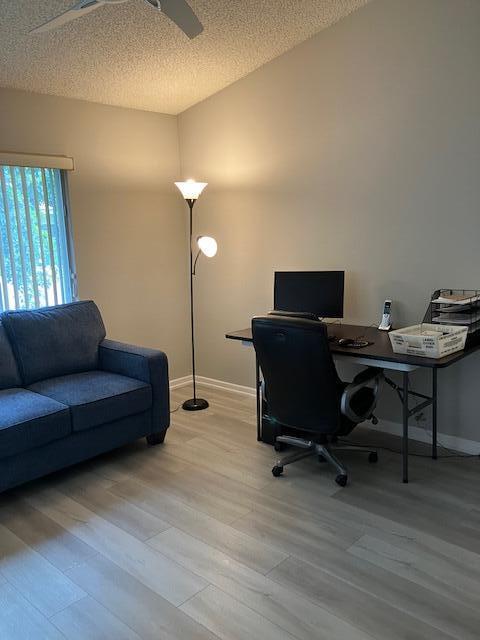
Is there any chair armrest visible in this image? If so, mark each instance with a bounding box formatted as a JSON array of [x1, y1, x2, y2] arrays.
[[341, 367, 383, 423], [352, 367, 383, 385], [99, 339, 170, 432]]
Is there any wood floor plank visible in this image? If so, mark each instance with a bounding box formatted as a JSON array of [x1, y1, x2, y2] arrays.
[[162, 422, 202, 445], [270, 533, 480, 640], [0, 581, 66, 640], [0, 522, 86, 618], [359, 524, 480, 578], [162, 438, 272, 490], [126, 459, 252, 524], [180, 585, 297, 640], [129, 451, 340, 530], [65, 553, 219, 640], [334, 480, 480, 554], [231, 501, 361, 556], [268, 556, 459, 640], [0, 385, 478, 640], [149, 527, 377, 640], [58, 475, 171, 541], [0, 495, 97, 572], [259, 480, 480, 576], [50, 596, 141, 640], [172, 411, 257, 449], [349, 533, 480, 613], [141, 461, 265, 515], [23, 486, 207, 606], [233, 510, 480, 638], [111, 477, 289, 574]]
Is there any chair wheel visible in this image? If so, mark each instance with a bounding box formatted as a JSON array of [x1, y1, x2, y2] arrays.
[[272, 465, 284, 477], [335, 474, 348, 487], [274, 441, 284, 452], [371, 416, 378, 425], [368, 452, 378, 463]]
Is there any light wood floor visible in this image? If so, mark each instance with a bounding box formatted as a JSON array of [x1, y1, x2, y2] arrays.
[[0, 384, 479, 639]]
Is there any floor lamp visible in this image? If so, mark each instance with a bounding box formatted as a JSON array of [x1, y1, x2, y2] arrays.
[[175, 179, 217, 411]]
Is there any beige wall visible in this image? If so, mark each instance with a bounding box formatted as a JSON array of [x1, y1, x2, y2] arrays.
[[178, 0, 480, 442], [1, 0, 479, 443], [0, 88, 190, 379]]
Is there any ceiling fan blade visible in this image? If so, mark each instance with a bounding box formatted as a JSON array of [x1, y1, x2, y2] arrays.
[[145, 0, 203, 39], [30, 0, 105, 34]]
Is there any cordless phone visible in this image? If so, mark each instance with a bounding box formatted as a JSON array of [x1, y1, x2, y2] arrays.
[[378, 299, 392, 331]]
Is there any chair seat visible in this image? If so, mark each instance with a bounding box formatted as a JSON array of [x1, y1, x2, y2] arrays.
[[0, 388, 70, 459], [29, 371, 152, 432]]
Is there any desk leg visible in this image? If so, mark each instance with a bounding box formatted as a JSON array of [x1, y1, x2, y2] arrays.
[[402, 371, 409, 483], [255, 355, 261, 441], [432, 368, 438, 460]]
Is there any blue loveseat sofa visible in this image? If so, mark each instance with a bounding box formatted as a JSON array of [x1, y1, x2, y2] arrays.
[[0, 300, 169, 493]]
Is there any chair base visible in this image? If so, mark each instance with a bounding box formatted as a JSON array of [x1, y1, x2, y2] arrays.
[[272, 435, 377, 486]]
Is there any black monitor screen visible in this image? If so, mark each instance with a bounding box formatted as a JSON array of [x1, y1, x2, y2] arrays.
[[274, 271, 344, 318]]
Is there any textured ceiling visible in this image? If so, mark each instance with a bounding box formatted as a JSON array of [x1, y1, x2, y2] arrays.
[[0, 0, 370, 114]]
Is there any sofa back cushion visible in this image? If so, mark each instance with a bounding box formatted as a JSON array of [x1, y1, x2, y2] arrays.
[[0, 323, 21, 390], [2, 301, 106, 385]]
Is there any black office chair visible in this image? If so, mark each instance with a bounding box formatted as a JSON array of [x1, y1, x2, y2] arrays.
[[252, 314, 383, 486]]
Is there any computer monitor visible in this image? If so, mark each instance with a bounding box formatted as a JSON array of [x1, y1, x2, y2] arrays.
[[274, 271, 345, 318]]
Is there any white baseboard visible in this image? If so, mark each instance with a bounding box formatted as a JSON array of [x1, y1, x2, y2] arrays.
[[196, 376, 256, 397], [365, 419, 480, 455], [169, 375, 479, 454], [169, 374, 255, 397], [169, 375, 192, 390]]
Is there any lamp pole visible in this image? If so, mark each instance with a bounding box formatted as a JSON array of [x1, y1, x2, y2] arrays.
[[184, 198, 208, 410]]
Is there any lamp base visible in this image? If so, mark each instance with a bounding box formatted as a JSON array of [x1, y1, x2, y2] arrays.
[[182, 398, 209, 411]]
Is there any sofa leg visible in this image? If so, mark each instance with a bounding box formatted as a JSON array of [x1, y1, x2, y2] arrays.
[[146, 431, 166, 446]]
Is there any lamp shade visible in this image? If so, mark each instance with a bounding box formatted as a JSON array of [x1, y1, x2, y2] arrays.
[[197, 236, 217, 258], [175, 179, 208, 200]]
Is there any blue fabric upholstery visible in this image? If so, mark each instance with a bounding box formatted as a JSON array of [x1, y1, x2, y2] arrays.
[[0, 323, 21, 391], [0, 300, 170, 493], [99, 340, 170, 432], [0, 388, 70, 459], [0, 411, 153, 493], [29, 370, 152, 432], [2, 301, 106, 385]]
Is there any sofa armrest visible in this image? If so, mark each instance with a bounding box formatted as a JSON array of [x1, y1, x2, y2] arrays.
[[99, 339, 170, 432]]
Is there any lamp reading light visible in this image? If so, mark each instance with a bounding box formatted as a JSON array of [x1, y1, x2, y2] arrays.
[[197, 236, 217, 258], [175, 179, 208, 201]]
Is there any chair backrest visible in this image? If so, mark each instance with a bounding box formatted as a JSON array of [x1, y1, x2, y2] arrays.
[[2, 301, 106, 385], [0, 322, 21, 390], [252, 315, 341, 433]]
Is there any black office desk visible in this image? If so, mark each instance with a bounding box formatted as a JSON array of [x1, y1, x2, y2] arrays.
[[226, 324, 480, 482]]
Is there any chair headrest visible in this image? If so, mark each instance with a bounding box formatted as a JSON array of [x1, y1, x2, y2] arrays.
[[268, 310, 319, 322], [253, 314, 327, 334]]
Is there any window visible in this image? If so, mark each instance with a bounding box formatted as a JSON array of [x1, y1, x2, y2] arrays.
[[0, 165, 76, 311]]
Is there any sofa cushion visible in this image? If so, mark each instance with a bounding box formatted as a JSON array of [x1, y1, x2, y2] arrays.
[[0, 323, 21, 391], [2, 301, 106, 385], [0, 388, 70, 459], [29, 371, 152, 432]]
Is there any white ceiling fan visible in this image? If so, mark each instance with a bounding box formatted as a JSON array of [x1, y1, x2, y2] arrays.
[[30, 0, 203, 39]]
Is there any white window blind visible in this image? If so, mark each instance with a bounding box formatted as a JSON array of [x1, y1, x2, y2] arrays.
[[0, 165, 76, 312]]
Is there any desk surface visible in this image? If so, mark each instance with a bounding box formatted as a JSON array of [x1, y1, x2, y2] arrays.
[[226, 324, 480, 369]]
